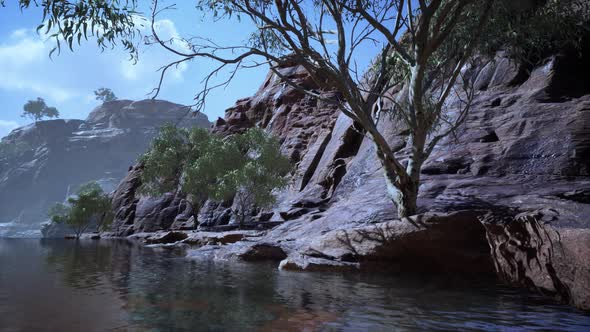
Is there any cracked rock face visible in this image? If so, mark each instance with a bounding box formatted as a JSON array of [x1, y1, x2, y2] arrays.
[[482, 209, 590, 311], [275, 210, 493, 274], [111, 42, 590, 310], [0, 99, 209, 237]]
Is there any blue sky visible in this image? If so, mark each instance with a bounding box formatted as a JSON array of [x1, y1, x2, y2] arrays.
[[0, 1, 381, 138], [0, 1, 269, 137]]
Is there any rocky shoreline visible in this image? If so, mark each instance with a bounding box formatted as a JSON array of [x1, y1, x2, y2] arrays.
[[30, 40, 590, 313], [94, 44, 590, 311], [84, 204, 589, 312]]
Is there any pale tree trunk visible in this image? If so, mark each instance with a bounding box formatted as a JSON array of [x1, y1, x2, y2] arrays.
[[381, 158, 419, 218], [370, 129, 419, 219], [385, 175, 418, 218], [365, 72, 429, 218]]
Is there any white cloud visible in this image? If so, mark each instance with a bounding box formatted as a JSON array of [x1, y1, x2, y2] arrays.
[[0, 20, 195, 122], [0, 36, 45, 67], [0, 120, 19, 138], [0, 29, 78, 102], [0, 79, 77, 102], [119, 18, 189, 83], [10, 28, 30, 39]]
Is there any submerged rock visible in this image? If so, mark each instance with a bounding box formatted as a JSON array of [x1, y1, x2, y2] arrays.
[[279, 255, 360, 272], [239, 243, 288, 261]]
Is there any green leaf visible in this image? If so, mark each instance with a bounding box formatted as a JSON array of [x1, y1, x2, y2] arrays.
[[48, 47, 57, 59]]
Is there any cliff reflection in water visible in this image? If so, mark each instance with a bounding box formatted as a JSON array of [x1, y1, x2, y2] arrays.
[[1, 238, 590, 331]]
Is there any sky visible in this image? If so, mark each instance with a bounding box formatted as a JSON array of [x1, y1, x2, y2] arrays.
[[0, 1, 381, 138], [0, 1, 269, 138]]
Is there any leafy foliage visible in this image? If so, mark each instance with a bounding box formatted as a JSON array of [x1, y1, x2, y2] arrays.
[[138, 124, 202, 196], [21, 97, 60, 122], [185, 127, 291, 225], [445, 0, 588, 65], [94, 87, 118, 102], [48, 181, 113, 237], [0, 0, 140, 60], [11, 0, 588, 219], [139, 125, 291, 225]]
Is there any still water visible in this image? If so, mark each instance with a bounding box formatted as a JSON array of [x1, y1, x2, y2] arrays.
[[1, 239, 589, 331]]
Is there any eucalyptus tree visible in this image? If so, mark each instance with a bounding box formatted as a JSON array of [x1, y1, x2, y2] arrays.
[[94, 88, 118, 103], [48, 182, 113, 238], [182, 127, 291, 226], [7, 0, 587, 217], [22, 97, 59, 122], [0, 0, 139, 58], [143, 0, 586, 217]]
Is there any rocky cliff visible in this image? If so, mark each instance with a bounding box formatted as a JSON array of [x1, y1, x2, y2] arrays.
[[110, 43, 590, 310], [0, 99, 209, 237]]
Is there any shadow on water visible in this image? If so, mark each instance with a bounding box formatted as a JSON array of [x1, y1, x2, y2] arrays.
[[1, 238, 590, 331]]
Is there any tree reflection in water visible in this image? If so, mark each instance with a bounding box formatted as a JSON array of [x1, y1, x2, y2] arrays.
[[0, 239, 580, 331], [38, 239, 340, 330]]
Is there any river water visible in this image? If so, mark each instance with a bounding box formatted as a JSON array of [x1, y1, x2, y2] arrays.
[[1, 238, 589, 331]]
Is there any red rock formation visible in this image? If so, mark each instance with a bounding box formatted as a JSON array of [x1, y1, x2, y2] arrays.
[[110, 42, 590, 310], [214, 47, 590, 310]]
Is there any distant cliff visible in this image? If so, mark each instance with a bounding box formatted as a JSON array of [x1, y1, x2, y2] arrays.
[[0, 99, 210, 237]]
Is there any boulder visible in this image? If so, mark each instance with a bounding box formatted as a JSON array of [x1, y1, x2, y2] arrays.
[[110, 164, 143, 236], [482, 209, 590, 311], [279, 255, 359, 272], [136, 231, 189, 244], [183, 231, 250, 246], [239, 243, 288, 261], [293, 210, 493, 273]]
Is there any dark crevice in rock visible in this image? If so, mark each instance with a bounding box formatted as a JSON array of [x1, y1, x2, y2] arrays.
[[292, 199, 329, 209], [334, 122, 365, 160], [556, 189, 590, 204], [480, 130, 500, 143], [508, 63, 533, 87], [490, 98, 502, 107], [545, 41, 590, 100], [280, 207, 310, 220], [421, 157, 473, 175], [318, 122, 365, 198], [299, 131, 333, 191], [326, 159, 348, 198]]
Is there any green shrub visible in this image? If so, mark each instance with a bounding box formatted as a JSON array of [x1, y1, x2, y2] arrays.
[[139, 124, 291, 226], [48, 182, 113, 238]]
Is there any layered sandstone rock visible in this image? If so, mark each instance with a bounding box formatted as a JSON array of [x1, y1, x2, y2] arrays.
[[482, 208, 590, 311], [0, 99, 209, 237], [110, 43, 590, 309]]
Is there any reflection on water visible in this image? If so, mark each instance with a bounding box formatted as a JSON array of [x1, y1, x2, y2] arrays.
[[0, 222, 41, 238], [1, 239, 590, 331]]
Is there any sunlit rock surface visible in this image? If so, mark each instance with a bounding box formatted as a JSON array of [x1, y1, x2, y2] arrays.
[[0, 99, 210, 237], [109, 41, 590, 310]]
